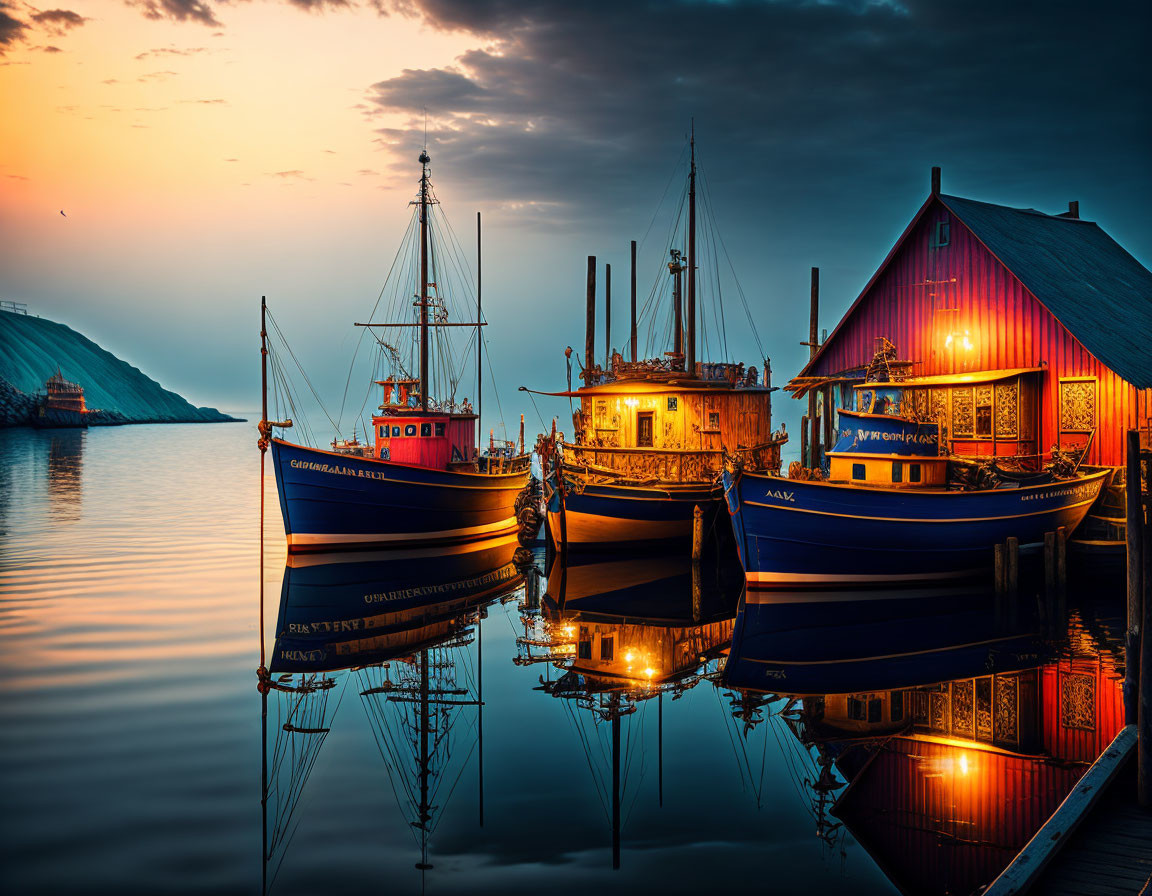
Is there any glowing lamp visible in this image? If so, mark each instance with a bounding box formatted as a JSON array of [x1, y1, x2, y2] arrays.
[[624, 398, 639, 408]]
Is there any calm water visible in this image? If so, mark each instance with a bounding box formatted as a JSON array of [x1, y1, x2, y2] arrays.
[[0, 424, 1127, 895]]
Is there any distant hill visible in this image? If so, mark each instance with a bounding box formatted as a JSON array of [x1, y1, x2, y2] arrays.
[[0, 309, 240, 426]]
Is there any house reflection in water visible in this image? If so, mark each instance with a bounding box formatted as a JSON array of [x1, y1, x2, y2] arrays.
[[47, 430, 84, 519], [723, 588, 1126, 896], [523, 552, 741, 868]]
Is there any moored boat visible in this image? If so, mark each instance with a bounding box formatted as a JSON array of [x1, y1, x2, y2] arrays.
[[265, 148, 530, 553], [723, 367, 1108, 589], [31, 368, 89, 429], [538, 129, 786, 553]]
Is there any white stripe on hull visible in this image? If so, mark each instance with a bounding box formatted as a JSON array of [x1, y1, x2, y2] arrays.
[[286, 533, 521, 568], [547, 510, 689, 547], [287, 517, 518, 551], [744, 569, 976, 590]]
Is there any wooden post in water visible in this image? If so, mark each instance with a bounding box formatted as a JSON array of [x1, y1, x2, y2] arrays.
[[808, 267, 819, 468], [692, 505, 704, 562], [585, 256, 596, 381], [1056, 525, 1067, 621], [605, 262, 612, 367], [1126, 429, 1143, 725], [630, 240, 637, 362], [1007, 536, 1019, 600], [994, 543, 1006, 595]]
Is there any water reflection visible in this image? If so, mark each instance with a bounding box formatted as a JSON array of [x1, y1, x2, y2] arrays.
[[262, 536, 526, 892], [721, 586, 1127, 896], [47, 430, 84, 519], [520, 552, 741, 868]]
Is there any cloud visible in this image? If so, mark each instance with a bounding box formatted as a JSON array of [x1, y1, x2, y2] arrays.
[[33, 44, 63, 52], [270, 169, 312, 180], [137, 70, 179, 81], [0, 2, 29, 54], [361, 0, 1151, 228], [129, 0, 221, 27], [135, 46, 209, 60], [5, 173, 29, 180], [180, 97, 227, 104], [31, 9, 88, 36]]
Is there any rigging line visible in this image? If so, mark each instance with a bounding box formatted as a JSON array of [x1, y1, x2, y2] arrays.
[[360, 695, 423, 850], [766, 713, 820, 822], [638, 140, 691, 254], [714, 688, 756, 800], [563, 699, 612, 823], [700, 167, 765, 361], [427, 736, 479, 836], [698, 174, 732, 362], [267, 312, 340, 434]]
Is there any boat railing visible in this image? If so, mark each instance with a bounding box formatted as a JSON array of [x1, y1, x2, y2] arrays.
[[561, 439, 784, 483]]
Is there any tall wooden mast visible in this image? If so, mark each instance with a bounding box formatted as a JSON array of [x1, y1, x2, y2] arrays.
[[686, 123, 696, 376], [419, 150, 431, 412]]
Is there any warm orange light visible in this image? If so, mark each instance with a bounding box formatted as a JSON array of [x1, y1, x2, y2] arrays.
[[643, 667, 655, 678], [959, 753, 969, 776]]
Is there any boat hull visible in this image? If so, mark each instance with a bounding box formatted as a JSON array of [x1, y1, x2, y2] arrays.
[[545, 472, 719, 551], [723, 468, 1109, 589], [31, 404, 87, 428], [271, 438, 529, 552]]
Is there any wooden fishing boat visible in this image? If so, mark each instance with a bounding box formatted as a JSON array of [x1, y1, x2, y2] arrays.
[[537, 129, 786, 553], [723, 369, 1109, 589], [264, 149, 530, 553], [31, 368, 89, 428]]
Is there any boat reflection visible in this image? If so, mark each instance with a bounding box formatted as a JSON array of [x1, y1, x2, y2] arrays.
[[260, 536, 527, 893], [519, 552, 741, 868], [720, 587, 1126, 896]]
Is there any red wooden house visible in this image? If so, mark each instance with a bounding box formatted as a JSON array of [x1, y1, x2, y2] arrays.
[[790, 170, 1152, 470]]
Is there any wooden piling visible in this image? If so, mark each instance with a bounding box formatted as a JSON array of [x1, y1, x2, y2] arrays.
[[691, 505, 703, 562], [1126, 429, 1142, 725], [1055, 525, 1067, 621], [994, 543, 1006, 594], [1007, 536, 1019, 599], [585, 255, 596, 380], [808, 267, 819, 468], [1044, 531, 1056, 628]]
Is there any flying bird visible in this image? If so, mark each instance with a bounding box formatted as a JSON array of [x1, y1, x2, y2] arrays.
[[59, 210, 66, 217]]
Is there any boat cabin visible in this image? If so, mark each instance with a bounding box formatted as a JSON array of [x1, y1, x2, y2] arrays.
[[571, 364, 783, 482], [372, 376, 476, 469]]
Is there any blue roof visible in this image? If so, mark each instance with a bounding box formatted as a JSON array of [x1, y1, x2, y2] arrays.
[[940, 194, 1152, 388]]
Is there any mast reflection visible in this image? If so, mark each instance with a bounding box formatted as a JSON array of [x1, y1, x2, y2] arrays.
[[259, 535, 527, 893], [721, 587, 1126, 896], [522, 552, 741, 869]]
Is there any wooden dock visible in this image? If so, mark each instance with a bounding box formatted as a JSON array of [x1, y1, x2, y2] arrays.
[[984, 725, 1152, 895]]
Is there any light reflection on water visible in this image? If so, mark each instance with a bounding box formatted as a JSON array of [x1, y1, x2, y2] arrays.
[[0, 424, 1127, 895]]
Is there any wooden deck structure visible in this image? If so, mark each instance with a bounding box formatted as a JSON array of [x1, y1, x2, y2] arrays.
[[984, 726, 1151, 895]]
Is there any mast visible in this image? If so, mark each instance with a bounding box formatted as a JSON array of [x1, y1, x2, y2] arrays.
[[630, 240, 637, 362], [419, 150, 431, 412], [417, 649, 432, 870], [670, 250, 684, 366], [477, 211, 482, 443], [686, 123, 696, 376]]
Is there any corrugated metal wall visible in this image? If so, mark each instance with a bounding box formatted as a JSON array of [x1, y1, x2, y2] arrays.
[[809, 199, 1147, 465]]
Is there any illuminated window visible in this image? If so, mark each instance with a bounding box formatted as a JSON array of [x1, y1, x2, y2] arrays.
[[708, 411, 720, 429], [667, 396, 678, 412], [434, 422, 445, 437], [852, 463, 866, 480], [404, 424, 416, 437], [600, 636, 614, 661], [420, 423, 432, 437]]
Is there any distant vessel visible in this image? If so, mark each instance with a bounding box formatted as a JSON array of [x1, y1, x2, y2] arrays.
[[723, 342, 1109, 588], [32, 368, 89, 429], [265, 149, 530, 553], [540, 128, 786, 552]]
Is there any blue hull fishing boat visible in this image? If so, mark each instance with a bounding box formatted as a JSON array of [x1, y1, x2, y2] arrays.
[[262, 148, 529, 553], [723, 368, 1108, 588]]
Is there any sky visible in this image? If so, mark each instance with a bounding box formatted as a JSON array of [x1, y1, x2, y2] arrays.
[[1, 0, 1149, 446]]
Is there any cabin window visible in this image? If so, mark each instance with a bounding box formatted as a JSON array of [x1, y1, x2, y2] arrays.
[[434, 422, 445, 437], [868, 699, 882, 723], [1059, 378, 1097, 432], [931, 219, 950, 248], [892, 462, 902, 483], [600, 636, 614, 661], [392, 425, 401, 437], [852, 463, 866, 480], [847, 697, 865, 720], [952, 388, 974, 437], [708, 411, 720, 429], [859, 390, 875, 414], [637, 412, 654, 447], [404, 424, 416, 437], [379, 446, 390, 460], [975, 385, 993, 437], [909, 464, 922, 483], [667, 396, 678, 412], [578, 640, 592, 660], [378, 425, 387, 439], [420, 423, 432, 437], [891, 690, 904, 721]]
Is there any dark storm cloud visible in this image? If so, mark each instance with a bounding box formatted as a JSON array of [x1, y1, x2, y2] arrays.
[[0, 2, 29, 54], [130, 0, 220, 26], [31, 9, 89, 35], [366, 0, 1150, 223]]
